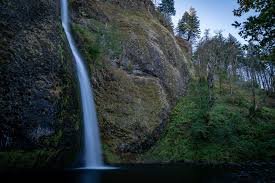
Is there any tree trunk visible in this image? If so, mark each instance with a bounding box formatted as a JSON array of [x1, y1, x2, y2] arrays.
[[251, 66, 257, 113], [260, 70, 266, 91], [219, 76, 222, 94], [270, 63, 274, 93], [207, 63, 214, 106], [229, 75, 233, 95]]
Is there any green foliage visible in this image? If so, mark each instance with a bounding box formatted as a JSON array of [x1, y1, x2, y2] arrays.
[[233, 0, 275, 59], [194, 31, 243, 88], [0, 150, 59, 168], [143, 80, 275, 162], [41, 130, 63, 147], [72, 19, 123, 69], [102, 144, 121, 163], [157, 0, 176, 31], [158, 0, 176, 16], [177, 7, 200, 43]]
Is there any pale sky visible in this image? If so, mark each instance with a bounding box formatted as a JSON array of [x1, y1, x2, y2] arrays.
[[156, 0, 255, 44]]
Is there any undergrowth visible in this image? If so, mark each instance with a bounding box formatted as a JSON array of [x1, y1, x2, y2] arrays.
[[143, 80, 275, 162]]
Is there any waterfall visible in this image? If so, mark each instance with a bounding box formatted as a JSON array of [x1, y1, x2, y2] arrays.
[[61, 0, 103, 168]]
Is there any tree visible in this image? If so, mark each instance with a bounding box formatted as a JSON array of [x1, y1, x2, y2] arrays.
[[194, 29, 211, 80], [232, 0, 275, 97], [225, 34, 242, 95], [194, 29, 216, 105], [246, 43, 260, 113], [158, 0, 176, 16], [157, 0, 176, 30], [233, 0, 275, 60], [212, 31, 227, 94], [177, 7, 200, 44], [194, 31, 243, 96]]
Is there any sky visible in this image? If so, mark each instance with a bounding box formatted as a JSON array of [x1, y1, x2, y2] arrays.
[[162, 0, 255, 44]]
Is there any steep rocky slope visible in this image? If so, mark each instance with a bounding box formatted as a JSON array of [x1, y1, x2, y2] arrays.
[[0, 0, 80, 167], [70, 0, 191, 162], [0, 0, 191, 167]]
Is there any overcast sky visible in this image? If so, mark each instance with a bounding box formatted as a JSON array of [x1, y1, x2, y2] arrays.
[[169, 0, 255, 44]]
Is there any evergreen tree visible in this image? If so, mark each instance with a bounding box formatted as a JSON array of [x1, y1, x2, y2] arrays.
[[158, 0, 176, 16], [177, 7, 200, 43], [157, 0, 175, 30]]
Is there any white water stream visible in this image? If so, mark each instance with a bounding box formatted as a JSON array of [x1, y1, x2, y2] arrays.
[[61, 0, 103, 169]]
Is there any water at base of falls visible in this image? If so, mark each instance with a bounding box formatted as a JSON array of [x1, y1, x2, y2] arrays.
[[75, 167, 117, 170], [61, 0, 104, 169]]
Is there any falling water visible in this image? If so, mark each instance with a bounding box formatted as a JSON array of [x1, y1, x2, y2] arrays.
[[61, 0, 103, 168]]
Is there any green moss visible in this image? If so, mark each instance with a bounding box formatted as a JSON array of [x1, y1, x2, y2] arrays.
[[72, 19, 123, 70], [97, 70, 165, 130], [142, 80, 275, 162], [68, 1, 192, 163], [0, 150, 59, 168], [44, 130, 63, 147], [45, 22, 82, 167], [93, 70, 169, 163], [102, 144, 121, 163]]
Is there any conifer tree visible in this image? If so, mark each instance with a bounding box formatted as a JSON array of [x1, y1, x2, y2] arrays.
[[177, 7, 200, 44], [158, 0, 176, 16], [157, 0, 176, 30]]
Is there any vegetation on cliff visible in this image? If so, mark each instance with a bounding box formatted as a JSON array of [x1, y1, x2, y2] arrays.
[[143, 80, 275, 162], [143, 0, 274, 162], [70, 0, 191, 163], [0, 0, 274, 168]]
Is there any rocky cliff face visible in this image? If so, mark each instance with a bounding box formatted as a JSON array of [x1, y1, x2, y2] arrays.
[[0, 0, 191, 167], [0, 0, 80, 167], [71, 0, 191, 162]]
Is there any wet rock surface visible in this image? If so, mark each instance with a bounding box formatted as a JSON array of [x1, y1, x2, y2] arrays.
[[0, 0, 80, 167]]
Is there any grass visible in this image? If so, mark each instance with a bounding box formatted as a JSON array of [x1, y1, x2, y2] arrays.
[[142, 80, 275, 162]]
